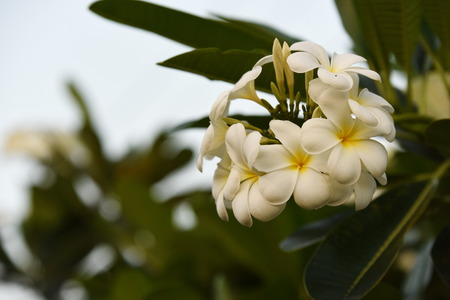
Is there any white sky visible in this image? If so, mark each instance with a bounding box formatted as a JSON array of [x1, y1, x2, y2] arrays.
[[0, 0, 351, 298]]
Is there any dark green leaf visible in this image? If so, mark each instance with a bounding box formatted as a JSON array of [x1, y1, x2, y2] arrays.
[[172, 114, 275, 132], [216, 16, 300, 46], [159, 48, 306, 96], [425, 119, 450, 157], [90, 0, 277, 51], [423, 0, 450, 70], [279, 211, 352, 252], [305, 177, 440, 300], [337, 0, 421, 71], [431, 223, 450, 286], [159, 48, 268, 89]]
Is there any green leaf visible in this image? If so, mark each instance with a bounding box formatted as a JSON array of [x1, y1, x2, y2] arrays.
[[423, 0, 450, 70], [89, 0, 277, 51], [159, 48, 268, 89], [171, 114, 275, 132], [159, 48, 306, 96], [425, 119, 450, 157], [305, 161, 448, 300], [337, 0, 421, 71], [431, 223, 450, 286], [216, 16, 300, 46], [279, 211, 352, 252]]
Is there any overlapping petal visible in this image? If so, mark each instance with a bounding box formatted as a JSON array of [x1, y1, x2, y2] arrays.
[[328, 143, 361, 185], [317, 68, 354, 90], [231, 180, 253, 226], [269, 120, 303, 156], [229, 67, 262, 102], [248, 182, 286, 221], [301, 118, 341, 154], [294, 168, 332, 209], [258, 168, 298, 204], [354, 139, 388, 179], [353, 171, 377, 210], [287, 52, 322, 73], [330, 53, 366, 71], [290, 41, 330, 67]]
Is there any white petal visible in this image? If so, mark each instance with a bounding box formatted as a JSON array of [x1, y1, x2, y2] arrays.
[[353, 171, 377, 210], [369, 107, 396, 136], [243, 131, 261, 168], [225, 124, 246, 167], [308, 78, 330, 103], [212, 157, 231, 199], [348, 99, 379, 127], [305, 151, 330, 173], [269, 120, 303, 156], [248, 184, 285, 222], [290, 41, 330, 67], [287, 52, 321, 73], [231, 180, 253, 226], [354, 139, 388, 178], [345, 67, 381, 81], [229, 67, 261, 101], [254, 54, 273, 67], [258, 168, 297, 204], [197, 124, 215, 171], [358, 89, 394, 113], [215, 190, 229, 221], [376, 172, 387, 185], [331, 53, 366, 71], [293, 168, 332, 209], [223, 167, 241, 201], [318, 68, 353, 90], [210, 90, 230, 121], [301, 118, 341, 154], [328, 143, 361, 185], [327, 181, 353, 206], [254, 144, 293, 172], [317, 88, 353, 129]]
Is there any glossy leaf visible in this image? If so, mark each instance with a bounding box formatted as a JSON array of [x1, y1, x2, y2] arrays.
[[336, 0, 421, 71], [279, 211, 352, 252], [431, 223, 450, 286], [159, 48, 269, 90], [423, 0, 450, 70], [305, 172, 443, 300], [90, 0, 277, 51], [216, 16, 299, 46], [159, 48, 305, 95], [171, 114, 275, 132], [425, 119, 450, 158]]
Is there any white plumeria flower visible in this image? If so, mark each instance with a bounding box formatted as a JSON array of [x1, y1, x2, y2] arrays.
[[212, 155, 232, 221], [254, 120, 333, 209], [287, 41, 381, 91], [308, 78, 395, 142], [196, 91, 230, 171], [222, 123, 285, 226], [347, 75, 396, 142], [301, 115, 388, 186], [229, 67, 263, 104]]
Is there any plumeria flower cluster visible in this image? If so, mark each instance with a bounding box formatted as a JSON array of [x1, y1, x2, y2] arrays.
[[197, 39, 395, 226]]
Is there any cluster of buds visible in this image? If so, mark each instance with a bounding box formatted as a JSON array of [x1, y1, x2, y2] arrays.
[[197, 39, 395, 226]]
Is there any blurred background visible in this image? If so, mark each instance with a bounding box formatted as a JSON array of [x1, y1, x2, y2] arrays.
[[0, 1, 350, 299]]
